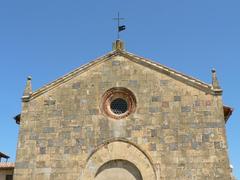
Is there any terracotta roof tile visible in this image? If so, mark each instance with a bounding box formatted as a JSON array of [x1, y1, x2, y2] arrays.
[[0, 162, 15, 168]]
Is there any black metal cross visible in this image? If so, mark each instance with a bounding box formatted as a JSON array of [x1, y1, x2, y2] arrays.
[[113, 12, 125, 39]]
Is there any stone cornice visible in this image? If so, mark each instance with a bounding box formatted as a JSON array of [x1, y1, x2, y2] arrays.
[[29, 50, 222, 100]]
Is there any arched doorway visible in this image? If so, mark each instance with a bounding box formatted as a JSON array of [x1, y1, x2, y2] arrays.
[[95, 159, 143, 180], [80, 140, 156, 180]]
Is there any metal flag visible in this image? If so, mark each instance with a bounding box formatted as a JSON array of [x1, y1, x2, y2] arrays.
[[118, 25, 126, 32]]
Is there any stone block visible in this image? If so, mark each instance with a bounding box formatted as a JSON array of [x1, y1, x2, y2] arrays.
[[214, 141, 225, 149], [72, 82, 81, 89], [181, 106, 191, 112], [149, 107, 161, 113], [75, 138, 84, 146], [162, 101, 169, 108], [64, 147, 71, 154], [88, 109, 99, 115], [149, 143, 156, 151], [48, 139, 54, 147], [29, 133, 38, 140], [206, 100, 212, 106], [40, 147, 46, 154], [36, 161, 46, 168], [194, 100, 201, 107], [204, 111, 212, 116], [112, 61, 120, 66], [49, 110, 62, 117], [205, 122, 223, 128], [64, 114, 76, 121], [191, 141, 201, 149], [151, 129, 157, 137], [160, 80, 169, 86], [43, 127, 55, 133], [202, 134, 210, 143], [15, 161, 29, 169], [169, 143, 178, 151], [60, 131, 71, 139], [151, 96, 161, 102], [179, 135, 192, 143], [174, 96, 181, 101], [44, 100, 56, 106], [128, 80, 138, 87], [73, 126, 81, 132]]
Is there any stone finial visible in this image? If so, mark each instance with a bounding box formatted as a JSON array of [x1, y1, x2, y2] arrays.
[[211, 68, 221, 89], [112, 39, 125, 51], [22, 76, 32, 102]]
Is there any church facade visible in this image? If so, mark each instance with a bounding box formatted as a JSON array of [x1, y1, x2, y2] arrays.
[[14, 40, 234, 179]]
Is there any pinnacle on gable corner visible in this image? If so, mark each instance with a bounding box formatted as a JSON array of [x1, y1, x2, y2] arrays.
[[22, 76, 32, 102], [211, 68, 221, 90], [112, 39, 125, 51]]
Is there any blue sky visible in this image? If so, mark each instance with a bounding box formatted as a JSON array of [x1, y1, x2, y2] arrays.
[[0, 0, 239, 178]]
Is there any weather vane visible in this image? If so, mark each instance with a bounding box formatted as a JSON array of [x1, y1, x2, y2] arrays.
[[113, 12, 126, 39]]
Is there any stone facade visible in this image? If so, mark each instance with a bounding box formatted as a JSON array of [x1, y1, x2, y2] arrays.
[[14, 41, 233, 179]]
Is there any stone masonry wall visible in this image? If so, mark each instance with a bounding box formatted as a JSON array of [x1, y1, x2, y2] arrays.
[[14, 55, 232, 179]]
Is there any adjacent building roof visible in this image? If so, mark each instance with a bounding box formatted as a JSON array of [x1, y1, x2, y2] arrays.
[[0, 152, 9, 159], [224, 106, 234, 123], [0, 162, 14, 169]]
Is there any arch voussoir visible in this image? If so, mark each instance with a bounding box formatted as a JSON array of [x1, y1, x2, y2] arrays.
[[80, 140, 157, 180]]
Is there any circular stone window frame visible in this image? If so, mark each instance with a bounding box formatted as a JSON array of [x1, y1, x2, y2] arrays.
[[101, 87, 136, 119]]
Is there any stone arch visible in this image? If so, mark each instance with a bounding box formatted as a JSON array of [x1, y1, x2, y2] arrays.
[[95, 159, 143, 180], [80, 139, 157, 180]]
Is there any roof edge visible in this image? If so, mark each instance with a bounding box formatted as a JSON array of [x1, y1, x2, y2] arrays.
[[118, 51, 221, 95], [29, 50, 119, 100], [0, 152, 9, 159], [27, 49, 222, 101]]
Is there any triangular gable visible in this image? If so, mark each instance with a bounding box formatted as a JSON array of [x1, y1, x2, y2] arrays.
[[119, 51, 217, 94], [29, 49, 221, 100]]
